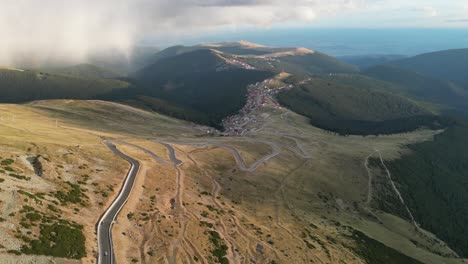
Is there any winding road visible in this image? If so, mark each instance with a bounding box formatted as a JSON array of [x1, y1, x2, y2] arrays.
[[97, 141, 141, 264], [165, 139, 281, 172], [95, 137, 288, 262]]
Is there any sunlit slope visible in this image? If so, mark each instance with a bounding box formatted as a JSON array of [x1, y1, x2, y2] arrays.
[[0, 99, 465, 263]]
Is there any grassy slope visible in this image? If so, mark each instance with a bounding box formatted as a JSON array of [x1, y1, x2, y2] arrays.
[[351, 230, 422, 264], [0, 69, 128, 103], [277, 77, 446, 135], [385, 124, 468, 257], [0, 99, 464, 263]]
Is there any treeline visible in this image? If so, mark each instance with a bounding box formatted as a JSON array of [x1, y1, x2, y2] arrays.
[[306, 116, 450, 136], [384, 123, 468, 257]]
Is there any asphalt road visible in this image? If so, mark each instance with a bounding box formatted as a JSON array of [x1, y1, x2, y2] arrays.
[[97, 140, 141, 264]]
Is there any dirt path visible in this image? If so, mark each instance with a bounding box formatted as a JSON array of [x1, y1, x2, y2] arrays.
[[364, 151, 378, 206], [166, 139, 281, 173], [182, 151, 252, 263], [376, 151, 418, 227]]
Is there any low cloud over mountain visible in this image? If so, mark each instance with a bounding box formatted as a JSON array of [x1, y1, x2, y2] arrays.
[[0, 0, 373, 66]]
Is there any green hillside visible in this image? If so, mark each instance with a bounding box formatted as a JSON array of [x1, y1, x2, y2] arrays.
[[238, 52, 359, 75], [390, 48, 468, 84], [318, 74, 404, 93], [385, 123, 468, 257], [0, 69, 129, 103], [364, 65, 467, 112], [46, 64, 120, 80], [277, 77, 447, 135], [150, 42, 359, 76], [103, 49, 274, 127], [135, 49, 227, 79], [88, 46, 160, 74], [147, 45, 201, 63], [350, 230, 422, 264], [339, 54, 407, 69], [148, 42, 293, 62]]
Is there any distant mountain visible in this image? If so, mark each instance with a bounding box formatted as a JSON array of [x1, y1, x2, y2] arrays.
[[135, 49, 231, 80], [338, 54, 407, 69], [364, 65, 468, 113], [45, 64, 121, 80], [88, 46, 160, 74], [149, 41, 359, 75], [147, 45, 202, 63], [0, 68, 128, 103], [389, 48, 468, 85], [103, 49, 274, 127], [8, 46, 160, 75], [277, 76, 446, 135], [149, 41, 303, 61]]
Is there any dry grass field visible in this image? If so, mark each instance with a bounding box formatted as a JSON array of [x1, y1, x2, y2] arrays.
[[0, 99, 465, 264]]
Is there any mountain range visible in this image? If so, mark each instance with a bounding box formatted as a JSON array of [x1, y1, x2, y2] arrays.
[[1, 41, 468, 263]]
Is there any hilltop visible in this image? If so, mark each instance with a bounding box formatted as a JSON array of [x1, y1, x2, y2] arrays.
[[148, 41, 358, 75]]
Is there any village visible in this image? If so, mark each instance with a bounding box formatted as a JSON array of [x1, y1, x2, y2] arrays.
[[222, 78, 293, 135], [216, 57, 256, 72]]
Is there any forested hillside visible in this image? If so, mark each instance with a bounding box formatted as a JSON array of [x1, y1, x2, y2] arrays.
[[277, 77, 447, 135], [239, 52, 359, 75], [390, 48, 468, 85], [364, 65, 468, 113], [0, 69, 128, 103], [385, 123, 468, 257], [101, 49, 274, 127], [46, 64, 120, 80], [339, 54, 407, 69]]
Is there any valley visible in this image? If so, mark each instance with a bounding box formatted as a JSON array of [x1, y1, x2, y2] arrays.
[[0, 92, 464, 264], [1, 41, 468, 264]]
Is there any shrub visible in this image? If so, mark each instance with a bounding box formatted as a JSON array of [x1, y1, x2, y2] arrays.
[[21, 223, 86, 259]]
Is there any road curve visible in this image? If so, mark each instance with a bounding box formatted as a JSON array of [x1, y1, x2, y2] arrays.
[[165, 139, 280, 172], [97, 140, 141, 264]]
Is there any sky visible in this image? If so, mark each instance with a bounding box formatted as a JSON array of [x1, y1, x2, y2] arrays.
[[1, 0, 467, 66]]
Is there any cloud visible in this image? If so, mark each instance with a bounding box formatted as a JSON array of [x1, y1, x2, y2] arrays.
[[421, 6, 438, 17], [0, 0, 376, 66], [446, 19, 468, 23]]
